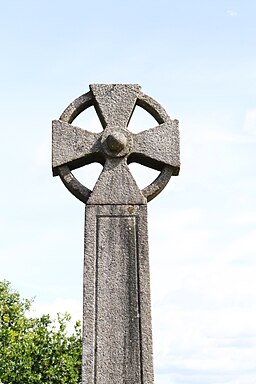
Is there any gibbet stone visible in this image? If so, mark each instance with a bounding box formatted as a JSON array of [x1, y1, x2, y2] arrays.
[[52, 84, 180, 384]]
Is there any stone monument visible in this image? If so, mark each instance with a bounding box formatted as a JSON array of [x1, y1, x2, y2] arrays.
[[52, 84, 180, 384]]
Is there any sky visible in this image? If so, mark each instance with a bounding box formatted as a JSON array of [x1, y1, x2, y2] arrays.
[[1, 0, 256, 383]]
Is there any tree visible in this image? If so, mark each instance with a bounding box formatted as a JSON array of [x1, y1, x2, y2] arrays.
[[0, 280, 82, 384]]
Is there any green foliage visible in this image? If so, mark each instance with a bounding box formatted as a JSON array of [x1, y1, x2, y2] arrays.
[[0, 280, 82, 384]]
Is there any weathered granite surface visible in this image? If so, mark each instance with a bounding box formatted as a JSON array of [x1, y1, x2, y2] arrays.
[[52, 84, 180, 203], [52, 84, 180, 384], [83, 204, 153, 384]]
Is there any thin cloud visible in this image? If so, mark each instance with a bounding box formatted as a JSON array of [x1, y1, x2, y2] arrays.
[[28, 298, 82, 333], [227, 10, 238, 17], [243, 108, 256, 134]]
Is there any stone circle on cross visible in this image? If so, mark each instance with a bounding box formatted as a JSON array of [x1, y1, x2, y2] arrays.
[[52, 84, 180, 203]]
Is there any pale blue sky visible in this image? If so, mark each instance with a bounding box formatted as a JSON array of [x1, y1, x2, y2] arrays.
[[1, 1, 256, 383]]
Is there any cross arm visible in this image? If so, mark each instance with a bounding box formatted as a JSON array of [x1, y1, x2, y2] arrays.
[[52, 120, 102, 176], [130, 120, 180, 175]]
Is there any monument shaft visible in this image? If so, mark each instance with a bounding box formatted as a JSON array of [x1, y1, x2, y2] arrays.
[[83, 204, 153, 383]]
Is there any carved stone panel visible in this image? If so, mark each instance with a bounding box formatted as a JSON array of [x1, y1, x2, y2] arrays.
[[83, 204, 154, 384]]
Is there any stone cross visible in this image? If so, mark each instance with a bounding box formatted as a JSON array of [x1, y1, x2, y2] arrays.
[[52, 84, 180, 384]]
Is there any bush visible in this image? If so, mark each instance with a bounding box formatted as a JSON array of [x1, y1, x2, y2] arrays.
[[0, 280, 82, 384]]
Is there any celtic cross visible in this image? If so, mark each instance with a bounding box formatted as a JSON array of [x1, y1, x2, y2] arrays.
[[52, 84, 180, 384]]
